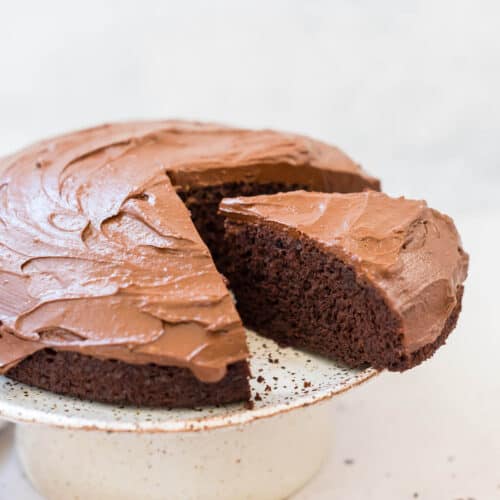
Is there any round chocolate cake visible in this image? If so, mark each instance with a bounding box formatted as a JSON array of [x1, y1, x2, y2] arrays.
[[220, 191, 468, 371], [0, 121, 381, 407]]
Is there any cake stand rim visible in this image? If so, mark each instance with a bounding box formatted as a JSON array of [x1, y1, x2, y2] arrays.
[[0, 328, 381, 433], [0, 368, 379, 433]]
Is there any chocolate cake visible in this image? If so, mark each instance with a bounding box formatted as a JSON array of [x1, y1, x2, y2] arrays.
[[220, 191, 468, 371], [0, 121, 377, 407]]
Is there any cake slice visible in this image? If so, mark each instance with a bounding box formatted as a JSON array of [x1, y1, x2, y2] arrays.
[[220, 191, 468, 371]]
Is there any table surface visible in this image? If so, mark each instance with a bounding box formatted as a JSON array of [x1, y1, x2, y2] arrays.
[[0, 211, 497, 499]]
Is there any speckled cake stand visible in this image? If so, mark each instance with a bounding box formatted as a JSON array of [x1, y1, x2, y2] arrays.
[[0, 331, 377, 500]]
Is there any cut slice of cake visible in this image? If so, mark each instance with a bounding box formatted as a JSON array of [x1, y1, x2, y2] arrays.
[[220, 191, 468, 371]]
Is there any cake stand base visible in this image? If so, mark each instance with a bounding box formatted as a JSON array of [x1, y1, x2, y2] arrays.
[[16, 401, 332, 500]]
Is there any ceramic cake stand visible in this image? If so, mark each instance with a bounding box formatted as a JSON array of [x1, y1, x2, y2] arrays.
[[0, 331, 377, 500]]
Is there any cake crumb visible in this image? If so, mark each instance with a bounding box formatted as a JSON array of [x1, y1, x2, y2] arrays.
[[265, 385, 272, 392], [256, 375, 265, 383], [303, 381, 311, 388], [344, 458, 354, 465], [254, 393, 262, 401], [413, 493, 419, 499]]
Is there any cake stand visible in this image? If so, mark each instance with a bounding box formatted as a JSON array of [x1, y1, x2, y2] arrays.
[[0, 331, 377, 500]]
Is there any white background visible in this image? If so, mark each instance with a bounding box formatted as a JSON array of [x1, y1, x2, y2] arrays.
[[0, 1, 499, 499]]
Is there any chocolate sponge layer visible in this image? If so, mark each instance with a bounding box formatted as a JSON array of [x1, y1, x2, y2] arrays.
[[7, 351, 250, 408], [222, 219, 463, 371]]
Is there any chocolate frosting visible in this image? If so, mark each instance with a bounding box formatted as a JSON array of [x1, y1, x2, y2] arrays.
[[220, 191, 469, 353], [0, 121, 377, 381]]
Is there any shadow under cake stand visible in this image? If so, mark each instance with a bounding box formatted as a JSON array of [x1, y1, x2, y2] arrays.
[[0, 331, 377, 500]]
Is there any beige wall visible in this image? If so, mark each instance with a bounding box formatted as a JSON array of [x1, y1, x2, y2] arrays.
[[0, 1, 498, 216]]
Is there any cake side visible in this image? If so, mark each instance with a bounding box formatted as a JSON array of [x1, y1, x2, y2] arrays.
[[220, 191, 468, 368], [7, 351, 250, 408]]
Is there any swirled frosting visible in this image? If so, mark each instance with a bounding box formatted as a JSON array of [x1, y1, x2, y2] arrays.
[[220, 191, 469, 352], [0, 121, 377, 380]]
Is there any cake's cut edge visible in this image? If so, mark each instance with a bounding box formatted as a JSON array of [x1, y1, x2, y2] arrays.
[[178, 182, 310, 269], [176, 176, 379, 271]]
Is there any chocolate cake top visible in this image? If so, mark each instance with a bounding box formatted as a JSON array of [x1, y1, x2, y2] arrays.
[[0, 121, 377, 380], [220, 191, 469, 353]]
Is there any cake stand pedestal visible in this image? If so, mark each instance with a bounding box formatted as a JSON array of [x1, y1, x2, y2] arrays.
[[0, 331, 377, 500]]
